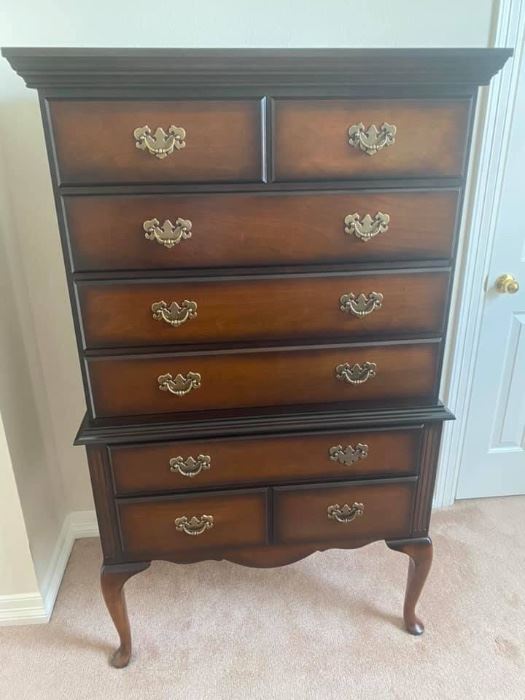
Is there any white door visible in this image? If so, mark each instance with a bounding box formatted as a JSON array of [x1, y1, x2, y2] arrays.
[[456, 33, 525, 499]]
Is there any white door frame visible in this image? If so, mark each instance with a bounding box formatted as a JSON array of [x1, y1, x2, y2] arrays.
[[434, 0, 525, 507]]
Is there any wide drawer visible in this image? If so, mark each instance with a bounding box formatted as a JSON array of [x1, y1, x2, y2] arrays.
[[47, 100, 262, 184], [63, 189, 459, 272], [274, 479, 415, 545], [85, 340, 440, 418], [118, 488, 268, 557], [110, 426, 423, 495], [77, 270, 449, 349], [273, 99, 470, 180]]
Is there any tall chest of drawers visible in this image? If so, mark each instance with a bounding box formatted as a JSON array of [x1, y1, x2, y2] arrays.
[[4, 48, 510, 667]]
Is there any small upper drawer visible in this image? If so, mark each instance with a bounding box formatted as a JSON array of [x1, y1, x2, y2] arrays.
[[63, 189, 459, 272], [110, 426, 422, 495], [76, 270, 449, 349], [273, 99, 470, 181], [46, 100, 262, 184]]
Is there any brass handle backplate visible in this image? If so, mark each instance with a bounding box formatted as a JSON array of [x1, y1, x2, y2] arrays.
[[327, 502, 365, 523], [134, 125, 186, 158], [169, 454, 211, 478], [336, 362, 377, 385], [158, 372, 201, 396], [340, 292, 383, 317], [329, 443, 369, 466], [348, 122, 396, 155], [344, 212, 390, 242], [174, 514, 214, 536], [143, 218, 192, 249], [151, 300, 198, 327], [495, 274, 520, 294]]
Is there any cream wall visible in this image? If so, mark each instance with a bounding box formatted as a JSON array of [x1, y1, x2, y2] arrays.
[[0, 415, 38, 596], [0, 0, 495, 606]]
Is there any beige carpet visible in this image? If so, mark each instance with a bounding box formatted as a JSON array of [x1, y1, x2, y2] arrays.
[[0, 496, 524, 699]]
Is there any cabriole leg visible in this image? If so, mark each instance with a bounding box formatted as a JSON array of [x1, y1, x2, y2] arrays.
[[386, 537, 433, 635], [100, 561, 150, 668]]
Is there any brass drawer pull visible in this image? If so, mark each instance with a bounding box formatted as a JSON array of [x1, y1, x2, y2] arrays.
[[169, 454, 211, 478], [340, 292, 383, 317], [158, 372, 201, 396], [348, 122, 396, 155], [143, 218, 192, 249], [329, 443, 369, 466], [174, 514, 214, 536], [327, 502, 364, 524], [336, 362, 376, 385], [344, 212, 390, 242], [151, 300, 198, 327], [134, 125, 186, 159]]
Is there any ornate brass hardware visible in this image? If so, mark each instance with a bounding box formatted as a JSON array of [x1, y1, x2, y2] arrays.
[[174, 514, 214, 536], [344, 212, 390, 242], [348, 122, 396, 155], [495, 274, 520, 294], [143, 218, 192, 249], [169, 454, 211, 478], [134, 125, 186, 159], [151, 300, 198, 327], [157, 372, 201, 396], [340, 292, 383, 317], [327, 503, 365, 523], [336, 362, 377, 385], [329, 443, 369, 466]]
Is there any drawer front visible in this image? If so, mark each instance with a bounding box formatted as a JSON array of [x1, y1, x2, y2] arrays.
[[118, 489, 268, 556], [64, 190, 459, 272], [274, 479, 415, 545], [274, 99, 470, 180], [77, 271, 449, 349], [47, 100, 262, 184], [86, 341, 440, 418], [110, 426, 423, 495]]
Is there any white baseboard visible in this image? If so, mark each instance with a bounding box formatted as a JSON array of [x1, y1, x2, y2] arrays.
[[0, 510, 98, 627], [0, 592, 48, 626]]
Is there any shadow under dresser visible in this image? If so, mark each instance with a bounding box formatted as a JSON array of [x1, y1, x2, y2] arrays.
[[2, 47, 511, 667]]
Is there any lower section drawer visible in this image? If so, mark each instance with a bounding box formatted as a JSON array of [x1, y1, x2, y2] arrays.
[[118, 488, 268, 556], [86, 340, 440, 418], [274, 479, 415, 545], [110, 426, 422, 495]]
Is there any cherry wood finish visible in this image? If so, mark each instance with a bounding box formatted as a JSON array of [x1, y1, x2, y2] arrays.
[[110, 426, 423, 495], [77, 270, 449, 349], [3, 48, 510, 663], [47, 100, 263, 185], [274, 99, 470, 180], [86, 341, 440, 419], [386, 537, 433, 635], [63, 189, 459, 272], [118, 488, 269, 557], [274, 478, 415, 545], [100, 562, 151, 668]]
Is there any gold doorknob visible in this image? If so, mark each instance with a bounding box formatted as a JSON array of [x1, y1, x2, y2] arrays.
[[495, 274, 520, 294]]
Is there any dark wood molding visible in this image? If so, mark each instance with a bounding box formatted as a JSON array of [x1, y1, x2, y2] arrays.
[[76, 405, 453, 445], [2, 48, 512, 91]]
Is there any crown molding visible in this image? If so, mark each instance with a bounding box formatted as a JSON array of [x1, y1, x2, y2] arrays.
[[2, 48, 512, 92]]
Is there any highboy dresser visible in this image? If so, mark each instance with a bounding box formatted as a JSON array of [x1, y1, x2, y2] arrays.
[[3, 48, 510, 667]]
